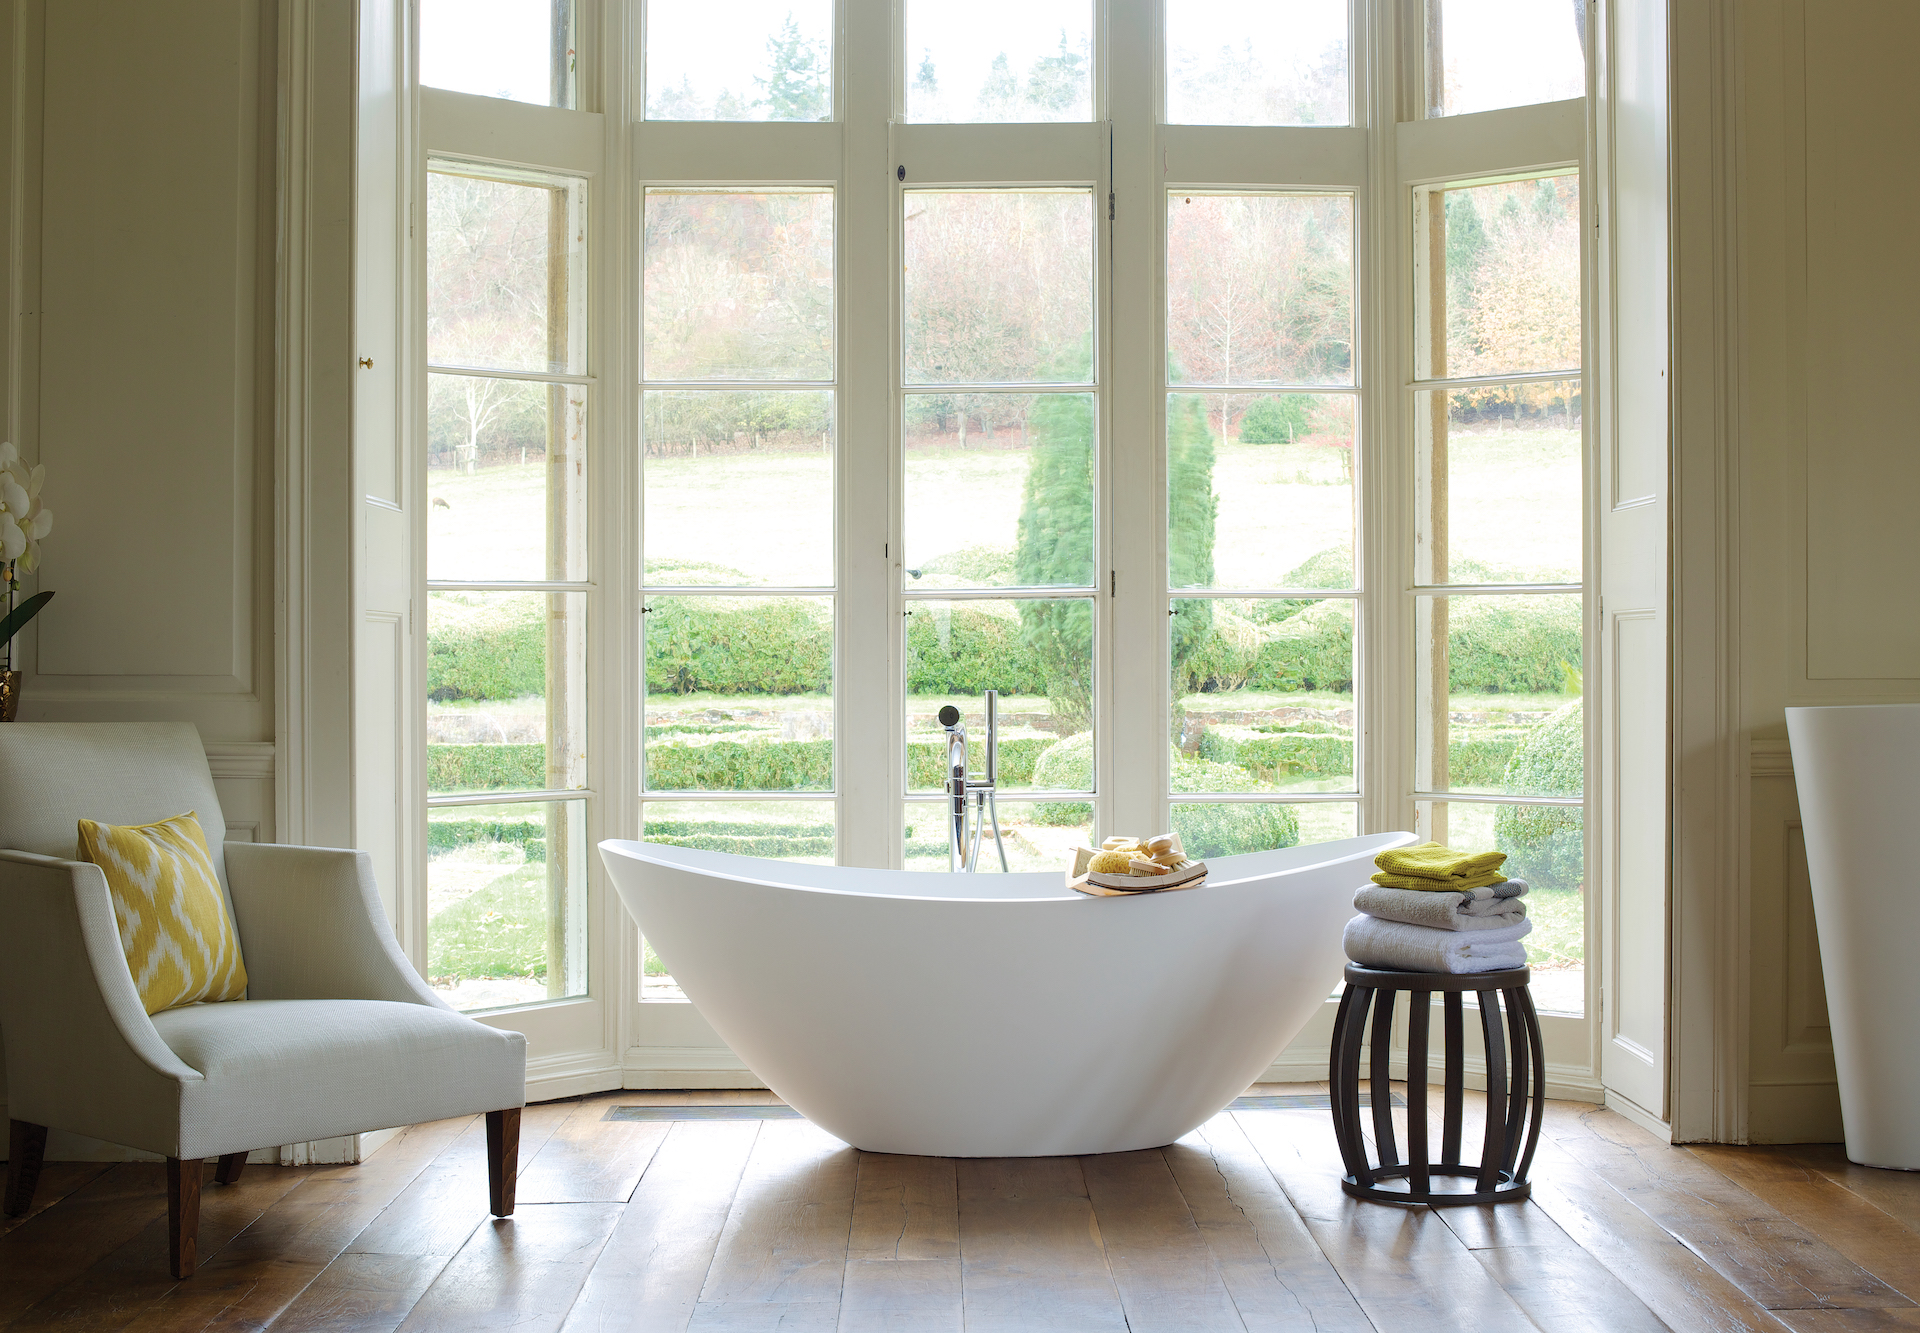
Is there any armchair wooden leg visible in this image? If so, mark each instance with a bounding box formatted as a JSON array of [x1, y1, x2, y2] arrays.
[[214, 1153, 247, 1186], [486, 1108, 520, 1217], [6, 1120, 48, 1217], [166, 1158, 201, 1279]]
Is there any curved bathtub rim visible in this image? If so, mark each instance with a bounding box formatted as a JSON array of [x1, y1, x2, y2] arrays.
[[598, 828, 1417, 903]]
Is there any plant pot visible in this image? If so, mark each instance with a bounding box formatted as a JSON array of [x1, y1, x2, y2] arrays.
[[1785, 704, 1920, 1170], [0, 670, 17, 722]]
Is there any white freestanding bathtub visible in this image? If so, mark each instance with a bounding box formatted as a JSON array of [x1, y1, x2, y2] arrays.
[[599, 831, 1417, 1156]]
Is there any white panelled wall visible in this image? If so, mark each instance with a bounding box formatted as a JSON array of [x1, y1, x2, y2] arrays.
[[0, 0, 1909, 1151]]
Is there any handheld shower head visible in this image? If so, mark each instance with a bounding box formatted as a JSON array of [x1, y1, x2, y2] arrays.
[[938, 705, 961, 728]]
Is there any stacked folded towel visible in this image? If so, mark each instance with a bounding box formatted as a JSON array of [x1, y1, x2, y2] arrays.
[[1344, 842, 1532, 974]]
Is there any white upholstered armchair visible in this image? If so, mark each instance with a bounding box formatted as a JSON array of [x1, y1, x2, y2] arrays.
[[0, 723, 526, 1277]]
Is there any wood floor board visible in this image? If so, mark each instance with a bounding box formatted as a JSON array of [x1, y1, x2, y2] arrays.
[[0, 1162, 114, 1237], [1690, 1147, 1920, 1306], [1772, 1312, 1920, 1332], [512, 1096, 669, 1205], [258, 1252, 452, 1333], [390, 1202, 622, 1333], [558, 1121, 760, 1333], [1543, 1105, 1912, 1312], [955, 1155, 1130, 1333], [0, 1163, 175, 1323], [4, 1159, 307, 1333], [1782, 1147, 1920, 1236], [125, 1115, 487, 1333], [1079, 1148, 1245, 1331], [1166, 1116, 1373, 1333], [1470, 1243, 1674, 1333], [1233, 1107, 1539, 1333], [835, 1152, 962, 1333], [685, 1120, 859, 1332]]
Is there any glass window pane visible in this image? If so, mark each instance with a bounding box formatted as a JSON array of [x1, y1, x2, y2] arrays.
[[1172, 597, 1355, 794], [643, 390, 833, 587], [643, 596, 834, 792], [1171, 800, 1355, 858], [428, 167, 585, 375], [642, 189, 834, 382], [1169, 392, 1354, 591], [904, 800, 1095, 872], [1168, 192, 1354, 387], [421, 0, 574, 108], [1416, 175, 1580, 381], [427, 376, 586, 582], [903, 191, 1095, 385], [904, 393, 1094, 590], [904, 0, 1092, 124], [1414, 593, 1582, 796], [428, 799, 587, 1011], [1166, 0, 1349, 127], [1428, 0, 1586, 119], [429, 591, 586, 795], [1417, 800, 1584, 1014], [1414, 381, 1580, 586], [905, 600, 1093, 794], [644, 0, 833, 122]]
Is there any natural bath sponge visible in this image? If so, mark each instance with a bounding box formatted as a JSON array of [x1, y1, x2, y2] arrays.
[[1088, 849, 1135, 875]]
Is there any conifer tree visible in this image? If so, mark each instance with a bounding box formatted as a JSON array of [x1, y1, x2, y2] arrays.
[[1167, 389, 1217, 696], [755, 14, 830, 122], [1013, 350, 1096, 729]]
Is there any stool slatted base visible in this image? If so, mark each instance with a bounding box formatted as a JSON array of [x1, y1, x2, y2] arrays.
[[1330, 963, 1545, 1208]]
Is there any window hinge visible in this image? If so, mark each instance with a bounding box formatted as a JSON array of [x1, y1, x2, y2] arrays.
[[1108, 191, 1116, 222], [1110, 570, 1116, 596]]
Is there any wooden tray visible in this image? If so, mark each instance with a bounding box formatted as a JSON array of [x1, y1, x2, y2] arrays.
[[1068, 859, 1209, 896]]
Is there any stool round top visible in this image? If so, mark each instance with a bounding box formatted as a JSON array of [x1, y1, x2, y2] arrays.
[[1343, 962, 1531, 991]]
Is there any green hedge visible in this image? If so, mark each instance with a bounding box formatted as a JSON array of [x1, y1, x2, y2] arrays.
[[646, 597, 832, 696], [1446, 598, 1582, 696], [1250, 599, 1355, 692], [1236, 732, 1353, 782], [646, 738, 833, 791], [906, 735, 1049, 788], [430, 744, 546, 793], [1493, 699, 1584, 890], [428, 594, 546, 702], [1449, 731, 1526, 789], [906, 603, 1048, 696], [643, 833, 834, 857], [644, 819, 834, 838]]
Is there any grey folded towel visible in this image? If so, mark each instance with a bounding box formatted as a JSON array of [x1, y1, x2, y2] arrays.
[[1343, 914, 1532, 974], [1354, 884, 1526, 931], [1468, 878, 1529, 900]]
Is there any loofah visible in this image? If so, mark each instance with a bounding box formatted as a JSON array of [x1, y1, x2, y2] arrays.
[[1088, 849, 1135, 874]]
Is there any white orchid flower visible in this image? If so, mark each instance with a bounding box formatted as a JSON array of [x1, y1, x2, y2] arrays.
[[0, 513, 24, 563], [0, 479, 27, 520], [27, 464, 44, 500], [30, 509, 51, 540], [0, 442, 17, 469]]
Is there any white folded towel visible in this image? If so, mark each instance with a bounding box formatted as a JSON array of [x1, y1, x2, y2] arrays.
[[1353, 884, 1526, 931], [1343, 914, 1532, 974]]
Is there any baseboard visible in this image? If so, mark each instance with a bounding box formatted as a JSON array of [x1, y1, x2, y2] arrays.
[[1604, 1088, 1673, 1141], [622, 1046, 767, 1090]]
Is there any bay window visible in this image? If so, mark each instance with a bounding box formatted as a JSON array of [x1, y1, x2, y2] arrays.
[[415, 0, 1599, 1087]]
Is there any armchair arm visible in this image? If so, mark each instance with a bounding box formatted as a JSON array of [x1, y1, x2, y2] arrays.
[[223, 842, 450, 1008], [0, 849, 203, 1147]]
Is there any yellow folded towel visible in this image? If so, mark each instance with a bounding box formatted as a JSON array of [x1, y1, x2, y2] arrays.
[[1371, 841, 1508, 892], [1371, 869, 1512, 892]]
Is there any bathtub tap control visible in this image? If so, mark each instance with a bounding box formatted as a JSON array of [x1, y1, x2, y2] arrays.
[[939, 694, 1009, 874]]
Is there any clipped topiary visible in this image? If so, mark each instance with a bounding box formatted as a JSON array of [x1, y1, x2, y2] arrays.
[[1446, 597, 1582, 695], [428, 593, 547, 702], [1029, 730, 1094, 824], [1251, 598, 1354, 692], [644, 596, 833, 696], [1493, 698, 1584, 890], [1237, 394, 1314, 444], [1169, 749, 1300, 856], [906, 601, 1048, 697]]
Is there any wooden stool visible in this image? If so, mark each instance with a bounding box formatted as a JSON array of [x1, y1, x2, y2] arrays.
[[1329, 963, 1545, 1206]]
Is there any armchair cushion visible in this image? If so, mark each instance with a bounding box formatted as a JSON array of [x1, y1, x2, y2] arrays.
[[152, 999, 526, 1159], [78, 811, 247, 1014]]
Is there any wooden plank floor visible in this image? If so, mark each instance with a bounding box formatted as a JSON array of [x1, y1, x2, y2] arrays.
[[3, 1086, 1917, 1332]]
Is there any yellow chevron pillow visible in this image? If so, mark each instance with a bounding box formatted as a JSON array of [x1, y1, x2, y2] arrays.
[[77, 811, 248, 1015]]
